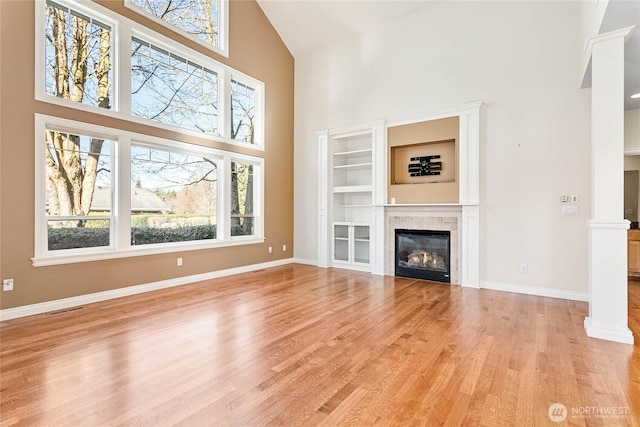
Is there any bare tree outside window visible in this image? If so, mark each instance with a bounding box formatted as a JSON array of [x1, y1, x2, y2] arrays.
[[130, 146, 218, 245], [130, 0, 220, 48], [42, 1, 259, 251], [44, 1, 113, 250], [45, 131, 112, 250], [231, 79, 255, 144], [231, 162, 254, 236], [45, 1, 112, 109], [131, 37, 218, 135]]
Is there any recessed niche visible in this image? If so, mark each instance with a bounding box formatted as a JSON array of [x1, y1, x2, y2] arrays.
[[387, 116, 460, 204], [390, 139, 456, 185]]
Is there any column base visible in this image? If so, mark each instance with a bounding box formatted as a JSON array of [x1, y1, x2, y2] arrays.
[[584, 317, 634, 344]]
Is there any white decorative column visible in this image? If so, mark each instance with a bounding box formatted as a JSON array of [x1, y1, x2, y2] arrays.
[[459, 103, 481, 289], [371, 122, 386, 275], [316, 130, 330, 268], [461, 206, 480, 288], [584, 27, 635, 344]]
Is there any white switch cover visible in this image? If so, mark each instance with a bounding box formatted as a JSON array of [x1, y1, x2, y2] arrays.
[[562, 205, 579, 215]]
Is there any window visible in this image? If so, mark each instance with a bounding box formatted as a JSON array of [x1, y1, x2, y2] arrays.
[[34, 115, 264, 266], [44, 129, 114, 251], [231, 161, 254, 236], [34, 0, 266, 265], [131, 37, 218, 135], [231, 79, 255, 143], [130, 145, 219, 245], [126, 0, 228, 56], [44, 0, 113, 109], [37, 0, 264, 149]]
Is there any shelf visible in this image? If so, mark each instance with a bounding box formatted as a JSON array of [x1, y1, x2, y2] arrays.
[[333, 148, 372, 157], [333, 185, 372, 193], [333, 162, 372, 170]]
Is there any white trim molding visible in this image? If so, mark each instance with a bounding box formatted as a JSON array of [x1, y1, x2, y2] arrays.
[[584, 25, 635, 55], [481, 281, 589, 302], [0, 258, 295, 322], [584, 317, 634, 344]]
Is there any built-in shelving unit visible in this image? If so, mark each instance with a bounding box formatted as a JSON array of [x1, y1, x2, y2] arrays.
[[317, 123, 384, 272]]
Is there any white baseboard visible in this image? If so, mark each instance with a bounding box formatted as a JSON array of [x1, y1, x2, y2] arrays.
[[0, 258, 295, 322], [480, 280, 589, 302], [584, 317, 634, 344], [293, 257, 318, 266]]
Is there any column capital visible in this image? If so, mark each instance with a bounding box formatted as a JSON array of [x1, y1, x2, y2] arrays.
[[586, 219, 630, 230], [585, 25, 635, 55]]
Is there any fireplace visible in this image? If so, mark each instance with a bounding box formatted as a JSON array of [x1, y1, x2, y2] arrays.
[[395, 229, 451, 283]]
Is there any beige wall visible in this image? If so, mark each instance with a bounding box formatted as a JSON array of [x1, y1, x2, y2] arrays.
[[387, 117, 459, 204], [0, 0, 294, 309]]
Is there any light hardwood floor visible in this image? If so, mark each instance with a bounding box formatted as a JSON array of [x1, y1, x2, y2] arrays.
[[1, 264, 639, 426]]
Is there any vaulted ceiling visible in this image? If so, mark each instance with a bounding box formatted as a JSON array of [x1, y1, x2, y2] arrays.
[[257, 0, 640, 111]]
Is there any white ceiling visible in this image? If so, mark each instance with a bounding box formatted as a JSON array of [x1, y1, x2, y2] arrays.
[[257, 0, 640, 111], [600, 0, 640, 110], [256, 0, 438, 57]]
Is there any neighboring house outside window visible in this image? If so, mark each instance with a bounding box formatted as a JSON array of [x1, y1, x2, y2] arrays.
[[33, 0, 265, 267]]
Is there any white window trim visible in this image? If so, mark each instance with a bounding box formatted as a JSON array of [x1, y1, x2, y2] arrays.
[[35, 0, 264, 151], [227, 155, 264, 240], [33, 114, 265, 267], [123, 0, 229, 58]]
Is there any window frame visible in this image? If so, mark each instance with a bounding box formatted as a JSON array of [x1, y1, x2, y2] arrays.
[[124, 0, 229, 58], [128, 140, 222, 247], [228, 158, 263, 239], [35, 0, 264, 151], [34, 114, 265, 267], [40, 126, 118, 255]]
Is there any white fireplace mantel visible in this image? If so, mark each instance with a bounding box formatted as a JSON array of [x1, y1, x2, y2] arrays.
[[317, 101, 481, 288], [371, 102, 482, 288]]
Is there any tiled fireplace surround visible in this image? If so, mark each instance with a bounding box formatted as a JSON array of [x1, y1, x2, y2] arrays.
[[385, 206, 462, 284]]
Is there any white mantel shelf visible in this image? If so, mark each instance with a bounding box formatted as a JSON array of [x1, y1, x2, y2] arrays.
[[376, 204, 478, 207]]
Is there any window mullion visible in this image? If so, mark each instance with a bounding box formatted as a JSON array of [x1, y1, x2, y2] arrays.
[[255, 161, 264, 238], [118, 24, 132, 115], [218, 68, 230, 139], [117, 138, 132, 250], [220, 155, 231, 241]]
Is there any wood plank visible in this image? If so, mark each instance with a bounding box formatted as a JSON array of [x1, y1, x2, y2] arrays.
[[1, 264, 639, 425]]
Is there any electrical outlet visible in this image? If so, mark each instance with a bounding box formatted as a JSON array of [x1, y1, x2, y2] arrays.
[[177, 257, 183, 267], [519, 264, 528, 273], [3, 279, 14, 291], [282, 244, 287, 252], [268, 246, 273, 254]]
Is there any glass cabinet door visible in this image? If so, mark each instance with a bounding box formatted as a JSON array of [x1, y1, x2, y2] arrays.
[[353, 225, 370, 264], [333, 224, 349, 262]]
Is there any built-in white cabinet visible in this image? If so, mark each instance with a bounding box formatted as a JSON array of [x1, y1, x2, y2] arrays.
[[333, 223, 370, 267], [317, 122, 384, 272]]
